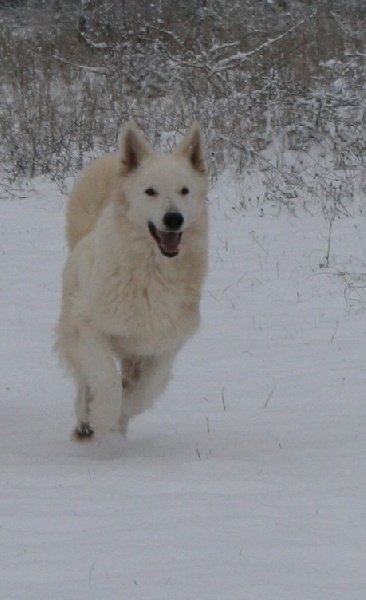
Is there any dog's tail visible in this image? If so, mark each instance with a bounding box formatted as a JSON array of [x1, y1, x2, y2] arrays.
[[66, 153, 120, 249]]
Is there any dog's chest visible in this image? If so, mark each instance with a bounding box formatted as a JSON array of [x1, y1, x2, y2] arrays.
[[95, 262, 195, 353]]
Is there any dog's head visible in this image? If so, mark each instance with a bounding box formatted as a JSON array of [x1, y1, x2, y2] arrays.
[[117, 122, 208, 258]]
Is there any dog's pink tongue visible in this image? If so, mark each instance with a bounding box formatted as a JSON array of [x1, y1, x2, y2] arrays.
[[159, 231, 180, 254]]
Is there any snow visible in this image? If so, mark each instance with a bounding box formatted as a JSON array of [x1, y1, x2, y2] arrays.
[[1, 176, 366, 599]]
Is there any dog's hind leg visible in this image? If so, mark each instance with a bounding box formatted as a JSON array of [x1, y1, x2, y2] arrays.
[[119, 352, 176, 428], [73, 380, 94, 440], [117, 413, 130, 437], [116, 357, 140, 436]]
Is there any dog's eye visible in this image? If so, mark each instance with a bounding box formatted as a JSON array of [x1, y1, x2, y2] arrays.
[[145, 187, 158, 196], [180, 187, 189, 195]]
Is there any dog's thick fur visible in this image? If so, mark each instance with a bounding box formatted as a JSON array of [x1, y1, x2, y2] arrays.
[[56, 122, 209, 439]]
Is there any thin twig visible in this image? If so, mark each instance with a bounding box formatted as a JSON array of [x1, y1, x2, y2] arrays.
[[263, 387, 276, 409], [330, 320, 339, 342], [221, 387, 227, 411]]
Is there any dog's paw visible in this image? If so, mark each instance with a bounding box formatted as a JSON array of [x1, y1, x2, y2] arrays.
[[72, 422, 94, 441]]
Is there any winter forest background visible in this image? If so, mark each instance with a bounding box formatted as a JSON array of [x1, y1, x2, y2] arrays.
[[1, 0, 366, 217]]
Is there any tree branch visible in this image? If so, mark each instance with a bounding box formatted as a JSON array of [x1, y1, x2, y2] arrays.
[[214, 14, 316, 74], [52, 54, 110, 75]]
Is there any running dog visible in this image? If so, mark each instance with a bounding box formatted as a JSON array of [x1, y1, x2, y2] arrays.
[[56, 122, 209, 439]]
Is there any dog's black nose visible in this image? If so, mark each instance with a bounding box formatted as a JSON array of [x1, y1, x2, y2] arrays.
[[163, 212, 184, 230]]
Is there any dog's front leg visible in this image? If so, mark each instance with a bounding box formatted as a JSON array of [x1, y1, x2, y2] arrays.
[[73, 380, 94, 440], [77, 325, 122, 438]]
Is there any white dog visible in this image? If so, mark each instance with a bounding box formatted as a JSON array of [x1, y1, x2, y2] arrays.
[[56, 122, 209, 439]]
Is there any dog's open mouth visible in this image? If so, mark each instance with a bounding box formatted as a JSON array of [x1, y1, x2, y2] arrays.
[[148, 222, 182, 258]]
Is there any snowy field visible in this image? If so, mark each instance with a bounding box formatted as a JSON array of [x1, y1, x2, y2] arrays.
[[1, 175, 366, 599]]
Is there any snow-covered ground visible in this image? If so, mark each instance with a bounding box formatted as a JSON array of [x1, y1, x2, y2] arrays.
[[1, 176, 366, 599]]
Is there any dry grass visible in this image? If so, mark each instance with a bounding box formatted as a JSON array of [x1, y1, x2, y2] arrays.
[[1, 1, 365, 203]]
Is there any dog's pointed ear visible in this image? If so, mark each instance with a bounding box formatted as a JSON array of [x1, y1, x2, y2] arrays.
[[119, 122, 154, 173], [174, 122, 207, 174]]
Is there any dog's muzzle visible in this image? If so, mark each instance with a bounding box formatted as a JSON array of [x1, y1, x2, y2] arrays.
[[149, 212, 184, 257]]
